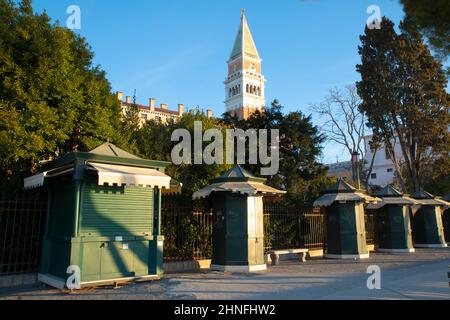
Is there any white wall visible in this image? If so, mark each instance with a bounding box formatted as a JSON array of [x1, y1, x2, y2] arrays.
[[363, 135, 403, 187]]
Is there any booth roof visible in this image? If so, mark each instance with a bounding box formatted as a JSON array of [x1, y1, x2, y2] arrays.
[[24, 143, 172, 190], [323, 179, 357, 194], [89, 142, 142, 159], [411, 189, 450, 206], [374, 185, 403, 198], [212, 165, 266, 183], [192, 181, 286, 199], [193, 166, 285, 199], [367, 185, 418, 209], [313, 192, 380, 207]]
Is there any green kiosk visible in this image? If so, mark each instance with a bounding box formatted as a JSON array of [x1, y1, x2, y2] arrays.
[[314, 179, 379, 259], [367, 186, 416, 253], [24, 143, 171, 289], [443, 194, 450, 245], [193, 166, 285, 272], [411, 190, 449, 248]]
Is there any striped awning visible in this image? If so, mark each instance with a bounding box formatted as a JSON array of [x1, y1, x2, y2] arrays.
[[24, 167, 74, 189], [314, 192, 380, 207], [192, 181, 286, 199], [87, 162, 171, 189]]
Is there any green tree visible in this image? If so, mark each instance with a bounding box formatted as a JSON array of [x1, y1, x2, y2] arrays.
[[0, 0, 123, 191], [135, 110, 232, 195], [119, 91, 141, 154], [356, 17, 449, 193], [400, 0, 450, 63]]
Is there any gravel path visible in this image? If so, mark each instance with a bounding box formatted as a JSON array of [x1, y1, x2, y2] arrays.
[[1, 248, 449, 300]]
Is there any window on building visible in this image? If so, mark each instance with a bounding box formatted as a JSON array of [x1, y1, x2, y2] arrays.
[[156, 116, 162, 123], [371, 173, 377, 179], [141, 114, 148, 120], [385, 147, 390, 159], [387, 168, 393, 173]]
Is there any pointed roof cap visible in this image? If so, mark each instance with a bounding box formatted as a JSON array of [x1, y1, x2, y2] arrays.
[[411, 189, 435, 200], [323, 179, 357, 194], [193, 165, 285, 199], [212, 165, 266, 183], [229, 9, 260, 60], [314, 179, 380, 207], [89, 142, 142, 160], [374, 185, 403, 198]]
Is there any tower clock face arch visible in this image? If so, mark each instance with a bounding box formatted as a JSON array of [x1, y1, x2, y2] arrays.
[[224, 10, 266, 120]]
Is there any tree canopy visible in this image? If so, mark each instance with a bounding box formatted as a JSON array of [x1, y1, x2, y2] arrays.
[[400, 0, 450, 63], [356, 17, 449, 193], [0, 0, 123, 190]]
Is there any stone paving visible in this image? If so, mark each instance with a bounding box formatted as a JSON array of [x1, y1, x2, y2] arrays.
[[0, 248, 449, 300]]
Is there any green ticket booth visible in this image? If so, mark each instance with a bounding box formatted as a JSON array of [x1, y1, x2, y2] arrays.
[[443, 194, 450, 245], [411, 190, 449, 248], [24, 143, 171, 289], [367, 186, 416, 253], [193, 166, 285, 272], [314, 179, 379, 259]]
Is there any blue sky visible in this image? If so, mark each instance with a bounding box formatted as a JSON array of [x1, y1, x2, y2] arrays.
[[33, 0, 407, 163]]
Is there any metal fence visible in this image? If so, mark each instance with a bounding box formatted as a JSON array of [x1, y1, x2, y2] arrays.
[[365, 211, 378, 246], [0, 192, 47, 275], [162, 195, 213, 262], [263, 202, 326, 252]]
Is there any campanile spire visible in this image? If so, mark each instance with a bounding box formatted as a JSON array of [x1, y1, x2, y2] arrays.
[[225, 10, 265, 120]]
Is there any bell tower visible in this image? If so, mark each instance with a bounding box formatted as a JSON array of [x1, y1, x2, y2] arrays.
[[224, 9, 266, 120]]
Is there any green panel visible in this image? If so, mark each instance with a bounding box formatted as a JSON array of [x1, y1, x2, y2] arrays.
[[387, 206, 409, 249], [423, 206, 441, 244], [48, 178, 75, 238], [339, 203, 358, 254], [212, 193, 227, 265], [80, 184, 153, 237], [414, 206, 446, 245], [149, 237, 164, 276], [79, 242, 101, 282], [225, 194, 249, 265], [132, 240, 150, 275], [100, 242, 134, 279], [326, 203, 341, 254], [48, 240, 71, 279]]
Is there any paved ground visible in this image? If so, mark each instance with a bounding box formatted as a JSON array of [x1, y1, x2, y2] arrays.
[[1, 248, 449, 300]]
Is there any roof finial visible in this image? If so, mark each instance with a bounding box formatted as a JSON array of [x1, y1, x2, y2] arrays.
[[241, 8, 245, 17]]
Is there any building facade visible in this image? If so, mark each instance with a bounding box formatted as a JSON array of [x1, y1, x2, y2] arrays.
[[225, 10, 266, 120], [117, 92, 213, 126], [363, 135, 403, 187]]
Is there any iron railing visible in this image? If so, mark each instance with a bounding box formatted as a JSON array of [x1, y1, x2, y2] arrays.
[[263, 202, 326, 252], [162, 195, 213, 262], [0, 192, 47, 275], [365, 211, 378, 246]]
